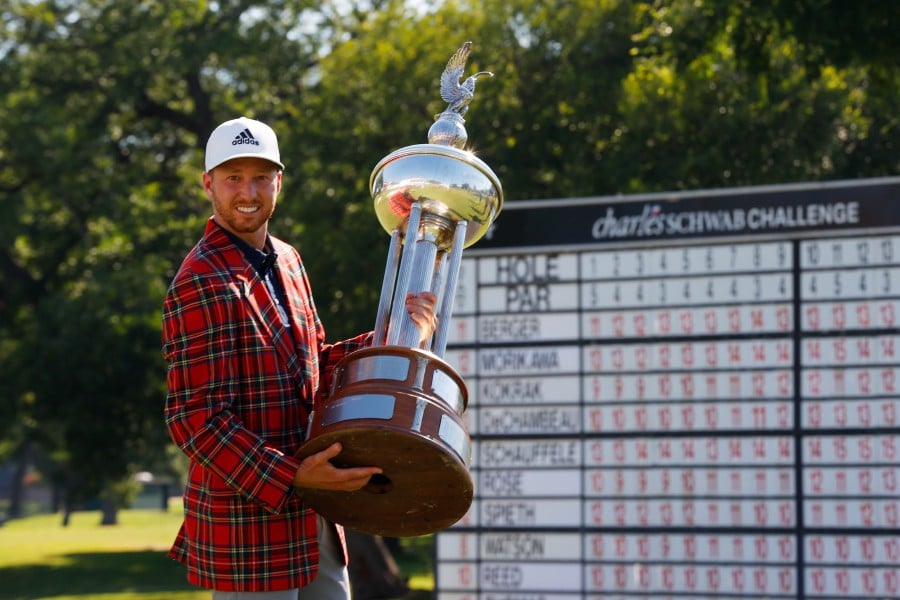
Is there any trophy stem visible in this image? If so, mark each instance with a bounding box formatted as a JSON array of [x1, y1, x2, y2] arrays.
[[421, 250, 449, 349], [433, 220, 467, 355], [385, 203, 422, 346], [373, 228, 402, 345], [397, 232, 439, 348]]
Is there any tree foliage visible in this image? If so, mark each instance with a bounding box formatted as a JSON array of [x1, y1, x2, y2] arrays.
[[0, 0, 896, 513]]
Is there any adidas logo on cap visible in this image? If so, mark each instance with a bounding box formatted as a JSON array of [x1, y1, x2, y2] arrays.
[[232, 128, 260, 146], [205, 117, 285, 172]]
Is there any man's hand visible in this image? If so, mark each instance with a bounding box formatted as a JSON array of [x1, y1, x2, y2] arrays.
[[405, 291, 438, 345], [293, 442, 381, 492]]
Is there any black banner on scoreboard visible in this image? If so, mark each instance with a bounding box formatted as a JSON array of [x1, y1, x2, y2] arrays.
[[477, 177, 900, 250]]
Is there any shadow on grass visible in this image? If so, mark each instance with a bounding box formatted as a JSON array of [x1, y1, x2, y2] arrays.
[[2, 550, 196, 599]]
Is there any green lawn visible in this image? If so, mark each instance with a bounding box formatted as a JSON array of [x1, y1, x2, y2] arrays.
[[0, 508, 434, 600]]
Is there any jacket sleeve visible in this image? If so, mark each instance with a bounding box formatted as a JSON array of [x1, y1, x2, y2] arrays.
[[162, 269, 301, 514]]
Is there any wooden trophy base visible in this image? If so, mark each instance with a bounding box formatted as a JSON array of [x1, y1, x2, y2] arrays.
[[295, 346, 473, 537]]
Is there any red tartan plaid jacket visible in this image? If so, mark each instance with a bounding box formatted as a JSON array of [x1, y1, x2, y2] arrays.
[[162, 218, 371, 591]]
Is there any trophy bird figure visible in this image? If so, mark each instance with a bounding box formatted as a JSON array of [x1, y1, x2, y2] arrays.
[[440, 41, 493, 116]]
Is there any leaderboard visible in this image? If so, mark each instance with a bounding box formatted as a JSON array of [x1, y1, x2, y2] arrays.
[[435, 178, 900, 599]]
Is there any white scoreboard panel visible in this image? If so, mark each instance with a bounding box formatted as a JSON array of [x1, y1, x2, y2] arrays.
[[435, 178, 900, 599]]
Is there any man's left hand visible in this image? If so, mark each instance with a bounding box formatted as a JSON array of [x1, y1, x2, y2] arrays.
[[405, 291, 438, 345]]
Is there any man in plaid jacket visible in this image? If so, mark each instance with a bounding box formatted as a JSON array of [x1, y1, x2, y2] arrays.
[[162, 117, 437, 599]]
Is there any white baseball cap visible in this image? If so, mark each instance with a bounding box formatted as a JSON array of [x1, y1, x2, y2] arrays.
[[204, 117, 285, 172]]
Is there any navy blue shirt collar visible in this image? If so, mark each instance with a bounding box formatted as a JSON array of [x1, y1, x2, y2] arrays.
[[216, 223, 292, 329], [218, 225, 278, 277]]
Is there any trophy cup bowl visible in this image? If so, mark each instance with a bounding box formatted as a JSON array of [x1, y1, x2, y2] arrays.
[[295, 43, 501, 537], [372, 143, 502, 248]]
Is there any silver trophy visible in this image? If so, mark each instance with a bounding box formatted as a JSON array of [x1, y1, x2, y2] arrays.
[[296, 42, 502, 537]]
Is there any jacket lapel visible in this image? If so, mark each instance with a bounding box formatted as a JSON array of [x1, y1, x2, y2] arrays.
[[272, 247, 321, 412], [237, 267, 305, 380], [205, 220, 307, 389]]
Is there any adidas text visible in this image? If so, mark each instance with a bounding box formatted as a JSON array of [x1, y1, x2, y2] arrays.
[[232, 128, 260, 146]]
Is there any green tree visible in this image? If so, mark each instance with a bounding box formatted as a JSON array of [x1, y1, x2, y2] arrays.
[[609, 0, 899, 191], [0, 0, 323, 519], [0, 0, 896, 537]]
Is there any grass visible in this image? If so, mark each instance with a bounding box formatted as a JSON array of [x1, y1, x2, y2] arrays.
[[0, 507, 434, 600]]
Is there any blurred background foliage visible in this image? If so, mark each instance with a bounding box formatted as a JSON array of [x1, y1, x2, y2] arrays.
[[0, 0, 896, 517]]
